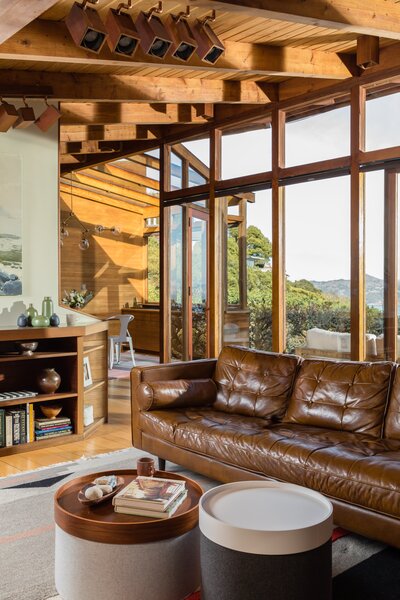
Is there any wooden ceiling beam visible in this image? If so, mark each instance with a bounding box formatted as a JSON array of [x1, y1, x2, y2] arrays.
[[60, 184, 145, 215], [0, 70, 271, 104], [60, 124, 161, 143], [70, 171, 160, 207], [100, 164, 160, 192], [0, 20, 351, 79], [60, 103, 211, 126], [60, 141, 123, 155], [0, 0, 59, 44], [190, 0, 400, 40]]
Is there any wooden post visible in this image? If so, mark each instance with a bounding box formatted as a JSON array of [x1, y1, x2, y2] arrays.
[[272, 108, 285, 353], [239, 198, 248, 310], [209, 128, 223, 357], [350, 85, 366, 361], [384, 170, 398, 361], [160, 143, 171, 363]]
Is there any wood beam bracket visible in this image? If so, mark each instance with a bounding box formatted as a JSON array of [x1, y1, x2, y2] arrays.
[[357, 35, 380, 69]]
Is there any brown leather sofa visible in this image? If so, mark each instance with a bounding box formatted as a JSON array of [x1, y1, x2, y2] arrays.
[[131, 345, 400, 548]]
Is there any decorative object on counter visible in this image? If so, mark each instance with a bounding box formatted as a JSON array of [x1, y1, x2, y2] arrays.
[[137, 456, 156, 477], [17, 314, 28, 327], [84, 404, 94, 427], [39, 403, 63, 419], [31, 315, 50, 327], [36, 368, 61, 394], [83, 356, 92, 387], [25, 303, 38, 326], [42, 296, 54, 318], [78, 474, 124, 506], [50, 313, 60, 327], [16, 341, 38, 356], [66, 313, 79, 326], [62, 288, 93, 309]]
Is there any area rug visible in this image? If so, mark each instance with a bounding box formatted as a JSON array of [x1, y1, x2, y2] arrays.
[[0, 450, 399, 600]]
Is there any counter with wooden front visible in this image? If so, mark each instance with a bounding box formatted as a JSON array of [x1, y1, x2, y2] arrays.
[[0, 321, 108, 456], [121, 307, 160, 354]]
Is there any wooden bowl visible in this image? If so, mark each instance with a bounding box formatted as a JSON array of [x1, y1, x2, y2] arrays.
[[40, 404, 62, 419], [78, 477, 125, 507]]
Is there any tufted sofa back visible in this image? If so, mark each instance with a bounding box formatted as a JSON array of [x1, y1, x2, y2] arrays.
[[213, 345, 300, 419]]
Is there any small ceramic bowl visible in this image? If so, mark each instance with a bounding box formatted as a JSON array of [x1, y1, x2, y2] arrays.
[[40, 404, 62, 419], [78, 476, 125, 506], [16, 342, 38, 356]]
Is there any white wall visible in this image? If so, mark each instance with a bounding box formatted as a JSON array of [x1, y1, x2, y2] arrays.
[[0, 101, 94, 326]]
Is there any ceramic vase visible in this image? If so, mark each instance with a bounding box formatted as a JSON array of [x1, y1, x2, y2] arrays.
[[31, 315, 50, 327], [17, 314, 28, 327], [37, 368, 61, 394], [25, 304, 38, 327], [42, 297, 54, 318], [50, 313, 60, 327]]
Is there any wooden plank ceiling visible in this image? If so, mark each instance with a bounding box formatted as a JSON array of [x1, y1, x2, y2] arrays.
[[0, 0, 399, 168]]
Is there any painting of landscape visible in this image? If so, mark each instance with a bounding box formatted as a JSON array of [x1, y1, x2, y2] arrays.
[[0, 156, 22, 296]]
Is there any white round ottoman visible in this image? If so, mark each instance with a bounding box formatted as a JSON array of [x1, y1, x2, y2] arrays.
[[54, 469, 202, 600], [199, 480, 333, 600]]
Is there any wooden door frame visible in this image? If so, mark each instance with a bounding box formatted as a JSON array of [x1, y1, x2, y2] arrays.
[[186, 206, 210, 360]]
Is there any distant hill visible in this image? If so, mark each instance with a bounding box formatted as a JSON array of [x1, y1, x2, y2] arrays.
[[311, 274, 390, 310]]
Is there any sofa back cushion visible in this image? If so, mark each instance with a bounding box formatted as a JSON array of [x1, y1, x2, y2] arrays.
[[284, 359, 393, 438], [384, 365, 400, 439], [213, 346, 300, 419]]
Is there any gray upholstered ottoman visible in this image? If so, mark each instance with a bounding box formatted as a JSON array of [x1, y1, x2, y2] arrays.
[[199, 481, 333, 600]]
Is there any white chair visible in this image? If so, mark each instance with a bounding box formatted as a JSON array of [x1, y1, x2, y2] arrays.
[[106, 314, 136, 369]]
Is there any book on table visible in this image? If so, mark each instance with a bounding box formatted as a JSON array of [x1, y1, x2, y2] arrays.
[[113, 476, 186, 511], [114, 489, 188, 519]]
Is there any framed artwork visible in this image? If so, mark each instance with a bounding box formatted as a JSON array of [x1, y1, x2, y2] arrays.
[[83, 356, 93, 387], [0, 155, 22, 295]]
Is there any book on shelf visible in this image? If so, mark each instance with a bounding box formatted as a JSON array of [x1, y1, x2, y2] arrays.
[[0, 409, 4, 447], [35, 417, 71, 428], [5, 414, 12, 447], [113, 476, 186, 511], [114, 489, 188, 519], [35, 429, 72, 440]]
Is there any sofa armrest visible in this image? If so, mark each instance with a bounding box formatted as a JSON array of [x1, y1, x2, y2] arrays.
[[137, 379, 217, 411], [131, 358, 217, 448]]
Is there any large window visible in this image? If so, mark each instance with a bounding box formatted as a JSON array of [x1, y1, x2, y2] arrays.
[[285, 176, 351, 357], [366, 92, 400, 151], [169, 206, 184, 360], [169, 137, 210, 190], [146, 233, 160, 303], [221, 126, 272, 179], [285, 106, 350, 167]]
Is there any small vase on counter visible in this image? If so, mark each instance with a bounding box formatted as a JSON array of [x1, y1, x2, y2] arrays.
[[42, 296, 54, 319], [37, 368, 61, 394], [32, 315, 50, 327], [26, 304, 38, 326]]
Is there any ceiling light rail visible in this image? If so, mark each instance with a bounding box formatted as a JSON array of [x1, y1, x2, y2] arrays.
[[0, 96, 61, 134]]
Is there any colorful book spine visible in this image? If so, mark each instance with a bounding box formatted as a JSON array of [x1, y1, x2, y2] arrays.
[[20, 408, 27, 444], [29, 405, 35, 444], [11, 411, 21, 445], [0, 408, 4, 447]]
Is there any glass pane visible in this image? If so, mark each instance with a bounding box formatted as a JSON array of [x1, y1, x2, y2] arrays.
[[169, 137, 210, 190], [365, 171, 384, 359], [169, 206, 184, 360], [366, 92, 400, 151], [285, 176, 351, 357], [146, 234, 160, 303], [285, 107, 350, 167], [221, 127, 272, 179], [191, 216, 208, 359], [171, 152, 183, 190], [223, 190, 272, 350]]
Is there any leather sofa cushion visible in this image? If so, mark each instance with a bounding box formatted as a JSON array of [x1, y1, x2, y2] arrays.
[[284, 359, 393, 438], [213, 345, 300, 419], [139, 410, 400, 519], [136, 379, 217, 411], [384, 364, 400, 439]]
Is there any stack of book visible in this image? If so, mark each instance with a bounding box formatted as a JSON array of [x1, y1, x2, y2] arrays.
[[34, 416, 72, 441], [113, 476, 187, 519], [0, 404, 35, 447]]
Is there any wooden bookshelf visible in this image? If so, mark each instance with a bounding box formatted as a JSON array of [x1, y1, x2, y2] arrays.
[[0, 322, 108, 456]]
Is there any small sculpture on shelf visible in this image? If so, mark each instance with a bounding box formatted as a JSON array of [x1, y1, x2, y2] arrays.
[[17, 314, 28, 327], [16, 341, 38, 356], [37, 368, 61, 394], [25, 303, 38, 326], [50, 313, 60, 327], [42, 296, 54, 319], [32, 315, 50, 327]]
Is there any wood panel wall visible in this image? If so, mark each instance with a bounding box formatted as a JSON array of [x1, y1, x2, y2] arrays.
[[60, 192, 147, 318]]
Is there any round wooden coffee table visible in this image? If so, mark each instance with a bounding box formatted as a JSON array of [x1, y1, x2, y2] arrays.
[[54, 469, 203, 600]]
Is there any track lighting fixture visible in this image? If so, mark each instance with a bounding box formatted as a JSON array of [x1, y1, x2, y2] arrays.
[[135, 2, 173, 59], [14, 98, 36, 130], [35, 99, 62, 132], [165, 9, 197, 63], [66, 0, 108, 54], [0, 99, 18, 132], [106, 1, 140, 57], [191, 10, 225, 64], [94, 224, 121, 235]]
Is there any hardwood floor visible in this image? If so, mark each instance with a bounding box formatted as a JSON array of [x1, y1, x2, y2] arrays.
[[0, 378, 132, 477]]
